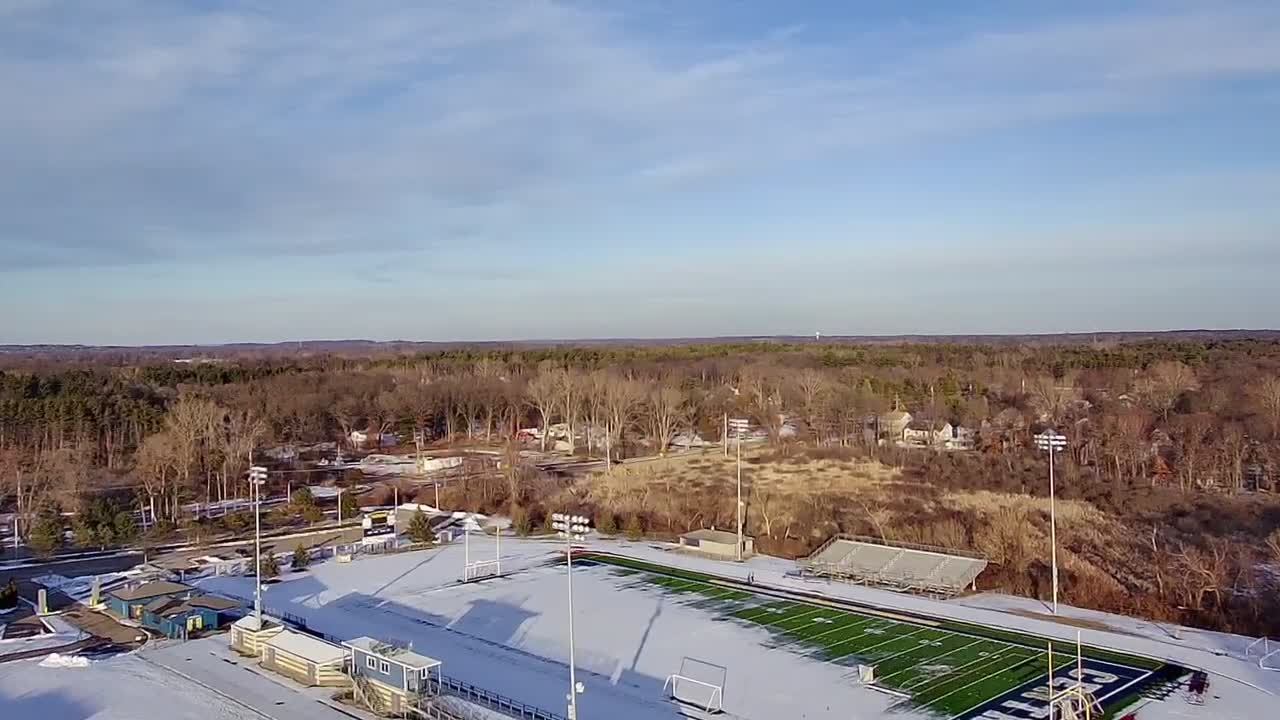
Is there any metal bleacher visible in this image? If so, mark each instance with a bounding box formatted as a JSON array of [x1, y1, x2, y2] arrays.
[[802, 535, 987, 597]]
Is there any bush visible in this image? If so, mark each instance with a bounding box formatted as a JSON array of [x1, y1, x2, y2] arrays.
[[339, 492, 361, 520], [596, 512, 618, 535], [514, 511, 533, 537], [259, 551, 280, 579], [292, 542, 311, 570], [625, 514, 644, 541], [301, 504, 325, 524], [0, 579, 18, 610], [224, 511, 252, 533], [291, 486, 315, 511]]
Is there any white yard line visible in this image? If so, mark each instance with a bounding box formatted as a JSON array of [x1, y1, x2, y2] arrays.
[[877, 638, 989, 685], [872, 634, 982, 677], [828, 625, 930, 660], [769, 613, 878, 652], [900, 645, 1034, 693], [757, 605, 827, 630], [1090, 669, 1155, 708], [735, 601, 801, 623], [930, 654, 1044, 716], [942, 653, 1075, 720]]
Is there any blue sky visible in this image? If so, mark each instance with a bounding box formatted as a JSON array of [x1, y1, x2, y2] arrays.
[[2, 1, 1279, 344]]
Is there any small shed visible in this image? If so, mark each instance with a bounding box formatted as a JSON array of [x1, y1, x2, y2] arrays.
[[262, 629, 347, 687], [230, 614, 285, 656], [345, 636, 442, 714], [679, 529, 753, 560]]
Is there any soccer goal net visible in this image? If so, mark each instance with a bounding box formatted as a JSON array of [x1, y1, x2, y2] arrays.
[[664, 658, 726, 714], [1246, 637, 1280, 670], [463, 559, 501, 583]]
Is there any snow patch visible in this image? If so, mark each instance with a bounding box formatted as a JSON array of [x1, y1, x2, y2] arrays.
[[39, 652, 90, 668]]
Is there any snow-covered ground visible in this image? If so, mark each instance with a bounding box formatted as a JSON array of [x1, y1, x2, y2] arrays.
[[193, 536, 1278, 720], [0, 652, 265, 720], [141, 637, 383, 720], [197, 537, 917, 720]]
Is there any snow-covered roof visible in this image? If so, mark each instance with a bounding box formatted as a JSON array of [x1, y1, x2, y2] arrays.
[[110, 580, 192, 601], [232, 614, 282, 632], [265, 629, 346, 665], [681, 528, 743, 545], [343, 636, 441, 670]]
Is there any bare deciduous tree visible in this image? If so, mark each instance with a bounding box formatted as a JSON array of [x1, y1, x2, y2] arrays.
[[646, 384, 687, 456], [1138, 361, 1199, 422], [526, 373, 559, 452], [604, 375, 645, 463], [1249, 375, 1280, 441]]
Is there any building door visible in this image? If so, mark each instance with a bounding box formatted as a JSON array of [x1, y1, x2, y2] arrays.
[[187, 615, 203, 632]]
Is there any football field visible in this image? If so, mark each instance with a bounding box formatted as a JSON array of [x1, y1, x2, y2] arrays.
[[581, 553, 1168, 719]]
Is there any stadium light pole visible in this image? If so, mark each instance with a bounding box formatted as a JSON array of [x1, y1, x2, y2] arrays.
[[728, 418, 749, 562], [1034, 430, 1068, 615], [552, 513, 590, 720], [249, 465, 269, 626]]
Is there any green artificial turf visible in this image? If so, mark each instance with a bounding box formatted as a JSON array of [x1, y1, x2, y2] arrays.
[[581, 553, 1166, 718]]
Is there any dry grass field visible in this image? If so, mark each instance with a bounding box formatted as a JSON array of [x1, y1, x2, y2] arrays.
[[559, 448, 1145, 608]]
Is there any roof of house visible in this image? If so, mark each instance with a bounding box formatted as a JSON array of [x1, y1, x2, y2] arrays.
[[145, 597, 178, 613], [265, 629, 346, 665], [110, 580, 192, 602], [187, 595, 240, 611], [681, 528, 744, 545], [344, 636, 441, 669], [881, 410, 912, 423]]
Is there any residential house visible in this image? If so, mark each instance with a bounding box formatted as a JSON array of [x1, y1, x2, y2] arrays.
[[947, 425, 977, 450], [878, 410, 913, 443], [345, 636, 443, 715], [903, 419, 954, 447]]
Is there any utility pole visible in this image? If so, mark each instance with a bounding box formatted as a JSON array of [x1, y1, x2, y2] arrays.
[[1035, 430, 1068, 615], [249, 465, 268, 627], [551, 513, 591, 720], [728, 418, 749, 562]]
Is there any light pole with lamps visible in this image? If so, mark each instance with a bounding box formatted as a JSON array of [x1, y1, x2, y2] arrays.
[[248, 465, 268, 626], [727, 418, 749, 561], [551, 513, 590, 720], [1034, 430, 1067, 615]]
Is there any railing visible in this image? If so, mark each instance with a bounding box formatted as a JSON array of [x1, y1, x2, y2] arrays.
[[430, 674, 566, 720]]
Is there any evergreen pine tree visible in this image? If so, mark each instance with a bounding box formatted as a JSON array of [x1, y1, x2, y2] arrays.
[[406, 509, 434, 544], [28, 509, 65, 558], [292, 542, 311, 570]]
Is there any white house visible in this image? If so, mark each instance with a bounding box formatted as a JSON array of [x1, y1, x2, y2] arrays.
[[878, 411, 913, 442], [903, 419, 954, 447]]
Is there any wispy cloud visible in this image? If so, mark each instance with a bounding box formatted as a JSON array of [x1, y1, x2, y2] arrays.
[[1, 1, 1278, 272]]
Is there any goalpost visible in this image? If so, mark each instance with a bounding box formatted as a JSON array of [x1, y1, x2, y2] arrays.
[[664, 658, 726, 714], [663, 675, 724, 713], [1046, 634, 1103, 720], [461, 522, 503, 583], [1246, 637, 1280, 671]]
